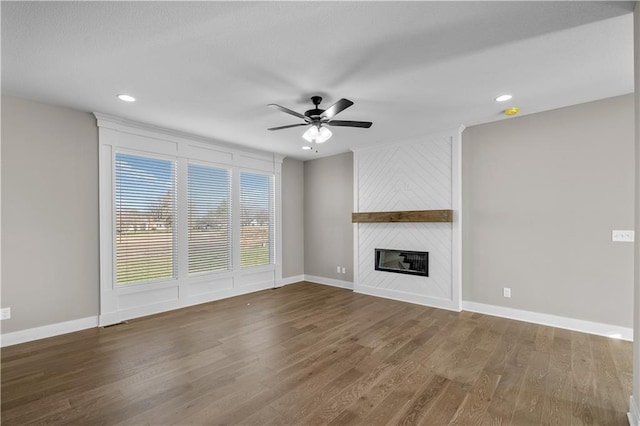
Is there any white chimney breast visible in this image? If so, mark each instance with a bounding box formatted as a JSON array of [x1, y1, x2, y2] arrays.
[[352, 130, 462, 311]]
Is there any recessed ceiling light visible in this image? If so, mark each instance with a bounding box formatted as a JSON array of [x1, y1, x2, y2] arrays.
[[504, 107, 520, 116], [302, 146, 313, 150], [117, 94, 136, 102], [495, 94, 512, 102]]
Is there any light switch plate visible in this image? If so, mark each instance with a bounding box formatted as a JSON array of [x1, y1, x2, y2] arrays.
[[612, 230, 635, 242]]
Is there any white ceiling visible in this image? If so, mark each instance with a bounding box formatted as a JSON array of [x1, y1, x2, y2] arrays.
[[2, 1, 635, 160]]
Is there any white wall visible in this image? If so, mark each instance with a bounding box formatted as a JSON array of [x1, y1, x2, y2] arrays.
[[463, 94, 635, 329], [352, 132, 462, 311]]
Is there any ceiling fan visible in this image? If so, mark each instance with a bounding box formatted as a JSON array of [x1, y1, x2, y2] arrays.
[[267, 96, 372, 143]]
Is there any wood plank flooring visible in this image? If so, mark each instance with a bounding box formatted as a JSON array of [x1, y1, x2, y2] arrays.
[[1, 282, 633, 425]]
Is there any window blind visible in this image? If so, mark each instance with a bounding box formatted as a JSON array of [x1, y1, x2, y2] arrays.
[[115, 153, 176, 284], [239, 171, 274, 267], [187, 163, 232, 274]]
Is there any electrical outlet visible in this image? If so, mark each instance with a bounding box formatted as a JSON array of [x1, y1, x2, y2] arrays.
[[503, 288, 511, 298], [612, 230, 635, 242], [341, 267, 346, 274], [1, 308, 11, 320], [337, 266, 341, 273]]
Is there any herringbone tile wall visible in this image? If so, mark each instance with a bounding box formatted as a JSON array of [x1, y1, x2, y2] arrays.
[[355, 135, 456, 308]]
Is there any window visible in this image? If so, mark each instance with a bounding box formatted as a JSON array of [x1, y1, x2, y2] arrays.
[[115, 153, 176, 284], [240, 171, 274, 267], [188, 163, 231, 274], [98, 115, 284, 326]]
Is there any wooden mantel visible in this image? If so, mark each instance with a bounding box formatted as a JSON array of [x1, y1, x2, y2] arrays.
[[352, 209, 453, 223]]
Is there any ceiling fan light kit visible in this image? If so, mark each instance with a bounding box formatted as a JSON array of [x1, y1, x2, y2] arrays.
[[268, 96, 372, 147], [302, 125, 332, 143]]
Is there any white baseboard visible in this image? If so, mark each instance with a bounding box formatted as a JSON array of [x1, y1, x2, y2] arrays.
[[629, 396, 640, 426], [304, 275, 353, 290], [5, 284, 632, 348], [98, 311, 121, 327], [5, 281, 278, 346], [276, 274, 305, 287], [462, 301, 633, 341], [1, 316, 99, 347], [355, 285, 461, 312]]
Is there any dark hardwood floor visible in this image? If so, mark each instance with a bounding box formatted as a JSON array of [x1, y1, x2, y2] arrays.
[[1, 282, 633, 425]]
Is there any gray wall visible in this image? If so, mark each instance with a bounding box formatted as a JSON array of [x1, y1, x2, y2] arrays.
[[462, 94, 635, 328], [281, 157, 304, 278], [1, 96, 100, 332], [1, 96, 309, 334], [2, 89, 635, 342], [304, 152, 354, 281]]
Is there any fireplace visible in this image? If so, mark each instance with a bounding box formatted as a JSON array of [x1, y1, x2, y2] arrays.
[[375, 249, 429, 277]]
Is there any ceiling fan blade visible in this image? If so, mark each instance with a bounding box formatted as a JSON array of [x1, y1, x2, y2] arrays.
[[321, 98, 354, 119], [268, 123, 308, 131], [268, 104, 308, 121], [326, 120, 373, 128]]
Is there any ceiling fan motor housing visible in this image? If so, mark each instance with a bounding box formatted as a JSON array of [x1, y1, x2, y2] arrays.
[[305, 96, 325, 119], [304, 109, 325, 119]]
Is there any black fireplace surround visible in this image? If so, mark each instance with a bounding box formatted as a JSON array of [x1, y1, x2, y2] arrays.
[[375, 248, 429, 277]]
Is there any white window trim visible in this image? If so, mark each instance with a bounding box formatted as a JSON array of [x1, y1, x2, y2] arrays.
[[96, 113, 284, 326]]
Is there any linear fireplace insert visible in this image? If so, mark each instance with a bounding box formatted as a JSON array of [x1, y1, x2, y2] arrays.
[[375, 248, 429, 277]]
